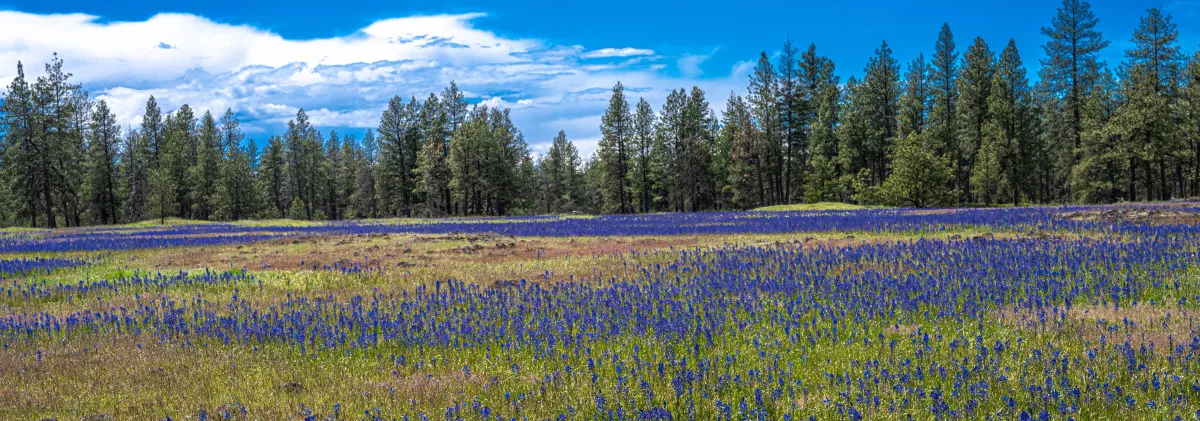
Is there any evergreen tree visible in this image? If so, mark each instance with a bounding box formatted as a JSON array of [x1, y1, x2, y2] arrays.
[[597, 82, 633, 213], [777, 37, 804, 201], [957, 37, 995, 202], [323, 130, 343, 219], [142, 96, 163, 168], [798, 44, 838, 201], [544, 130, 582, 213], [352, 130, 380, 218], [1126, 7, 1184, 200], [148, 164, 177, 223], [258, 136, 288, 218], [879, 132, 955, 207], [163, 105, 197, 218], [837, 77, 872, 203], [216, 110, 256, 220], [630, 98, 658, 213], [899, 54, 932, 136], [805, 83, 842, 202], [1, 61, 40, 226], [1186, 51, 1200, 196], [449, 107, 487, 215], [190, 111, 221, 220], [1040, 0, 1110, 180], [984, 40, 1036, 205], [861, 41, 901, 188], [1071, 70, 1125, 202], [676, 87, 717, 211], [723, 92, 760, 208], [120, 129, 149, 223], [748, 53, 783, 204], [84, 100, 121, 224], [441, 83, 468, 213], [929, 24, 961, 198], [416, 94, 450, 216]]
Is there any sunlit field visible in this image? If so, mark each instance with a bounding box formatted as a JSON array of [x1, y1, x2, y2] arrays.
[[4, 203, 1200, 420]]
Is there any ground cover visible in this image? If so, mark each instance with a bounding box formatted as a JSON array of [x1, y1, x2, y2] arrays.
[[2, 204, 1200, 419]]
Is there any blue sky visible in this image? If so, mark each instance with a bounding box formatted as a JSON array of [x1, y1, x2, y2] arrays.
[[0, 0, 1194, 156]]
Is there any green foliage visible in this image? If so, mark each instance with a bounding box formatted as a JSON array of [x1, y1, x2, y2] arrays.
[[287, 197, 307, 220], [879, 132, 955, 207], [597, 82, 633, 213]]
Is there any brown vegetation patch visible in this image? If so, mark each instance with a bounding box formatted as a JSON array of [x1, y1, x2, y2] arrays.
[[1001, 304, 1199, 347], [1059, 208, 1200, 225], [905, 208, 962, 216]]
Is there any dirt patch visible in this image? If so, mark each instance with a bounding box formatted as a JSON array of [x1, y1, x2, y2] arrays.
[[1001, 304, 1199, 347], [905, 208, 963, 216], [1059, 208, 1200, 224]]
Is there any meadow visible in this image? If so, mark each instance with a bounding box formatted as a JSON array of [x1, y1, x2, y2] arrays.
[[3, 204, 1200, 420]]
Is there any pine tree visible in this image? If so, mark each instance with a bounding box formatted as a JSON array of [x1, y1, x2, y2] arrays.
[[216, 110, 256, 220], [777, 37, 804, 202], [322, 130, 342, 219], [449, 107, 486, 215], [347, 130, 377, 218], [676, 87, 717, 211], [630, 98, 658, 213], [378, 96, 421, 216], [544, 130, 581, 213], [597, 82, 633, 213], [163, 105, 197, 218], [143, 96, 163, 168], [84, 100, 121, 224], [190, 111, 221, 220], [798, 44, 838, 202], [723, 92, 759, 208], [149, 164, 177, 223], [805, 83, 842, 203], [837, 77, 872, 203], [1040, 0, 1110, 181], [861, 41, 901, 188], [1071, 70, 1125, 202], [957, 37, 995, 202], [416, 94, 450, 216], [441, 83, 468, 213], [985, 40, 1036, 205], [1, 61, 40, 226], [26, 54, 86, 227], [1119, 7, 1184, 200], [748, 53, 783, 204], [879, 132, 955, 207], [1186, 51, 1200, 196], [899, 54, 932, 137], [120, 129, 149, 223], [929, 24, 961, 199], [258, 136, 288, 218]]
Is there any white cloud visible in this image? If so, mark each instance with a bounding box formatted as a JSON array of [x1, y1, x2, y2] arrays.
[[677, 47, 722, 78], [0, 11, 748, 157], [581, 47, 656, 59]]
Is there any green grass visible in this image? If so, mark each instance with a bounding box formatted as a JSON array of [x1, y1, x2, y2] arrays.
[[753, 201, 872, 212], [4, 211, 1199, 419]]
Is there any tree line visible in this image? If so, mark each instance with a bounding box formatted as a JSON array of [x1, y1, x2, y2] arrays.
[[1, 1, 1198, 227], [592, 2, 1199, 211]]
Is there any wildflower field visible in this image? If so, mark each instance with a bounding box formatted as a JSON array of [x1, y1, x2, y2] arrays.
[[4, 204, 1200, 420]]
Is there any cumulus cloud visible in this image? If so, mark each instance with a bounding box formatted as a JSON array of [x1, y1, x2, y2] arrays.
[[0, 11, 747, 156]]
